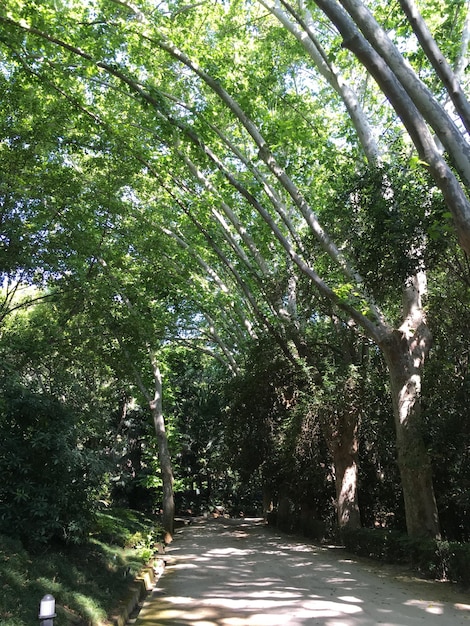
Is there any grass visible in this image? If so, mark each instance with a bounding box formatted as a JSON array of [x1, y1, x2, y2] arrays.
[[0, 508, 164, 626]]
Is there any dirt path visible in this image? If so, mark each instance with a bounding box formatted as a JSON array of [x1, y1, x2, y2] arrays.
[[133, 517, 470, 626]]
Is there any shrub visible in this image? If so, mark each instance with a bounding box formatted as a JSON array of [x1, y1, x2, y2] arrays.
[[93, 508, 164, 550], [0, 383, 107, 545], [341, 527, 409, 562], [342, 528, 470, 587], [446, 542, 470, 587]]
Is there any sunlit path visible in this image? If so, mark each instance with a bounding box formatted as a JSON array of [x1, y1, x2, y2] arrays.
[[133, 518, 470, 626]]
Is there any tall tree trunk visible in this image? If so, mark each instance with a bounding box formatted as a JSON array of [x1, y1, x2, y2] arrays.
[[313, 0, 470, 256], [321, 398, 361, 532], [149, 356, 175, 543], [379, 273, 440, 538], [314, 324, 364, 533], [103, 268, 177, 543], [329, 428, 361, 532], [380, 331, 440, 538]]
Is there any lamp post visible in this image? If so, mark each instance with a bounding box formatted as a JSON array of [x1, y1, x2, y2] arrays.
[[39, 594, 56, 626]]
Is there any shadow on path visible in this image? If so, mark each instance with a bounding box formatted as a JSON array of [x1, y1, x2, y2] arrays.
[[134, 517, 470, 626]]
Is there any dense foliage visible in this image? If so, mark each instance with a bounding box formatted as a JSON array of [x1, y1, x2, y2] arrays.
[[0, 0, 469, 570], [0, 381, 106, 545]]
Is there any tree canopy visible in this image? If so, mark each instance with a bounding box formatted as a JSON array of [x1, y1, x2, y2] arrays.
[[0, 0, 469, 543]]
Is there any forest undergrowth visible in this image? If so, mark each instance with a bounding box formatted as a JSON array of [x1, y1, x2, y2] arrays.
[[0, 508, 163, 626]]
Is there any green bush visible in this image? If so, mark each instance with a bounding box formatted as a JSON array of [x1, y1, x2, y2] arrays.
[[0, 383, 107, 545], [93, 508, 164, 549], [342, 528, 408, 561], [342, 528, 470, 587], [446, 542, 470, 587]]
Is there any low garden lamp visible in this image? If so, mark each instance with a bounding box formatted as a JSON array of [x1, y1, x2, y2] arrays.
[[39, 594, 56, 626]]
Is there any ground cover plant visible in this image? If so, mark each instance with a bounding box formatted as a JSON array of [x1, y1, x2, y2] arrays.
[[0, 508, 163, 626]]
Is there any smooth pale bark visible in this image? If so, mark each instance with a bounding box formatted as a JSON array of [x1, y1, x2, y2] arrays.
[[181, 153, 271, 277], [322, 407, 361, 532], [260, 0, 380, 165], [180, 133, 362, 532], [118, 344, 176, 540], [381, 331, 439, 537], [156, 36, 376, 287], [125, 353, 175, 541], [202, 312, 240, 375], [379, 274, 440, 538], [313, 0, 470, 256], [149, 355, 175, 542], [399, 0, 470, 136], [97, 260, 176, 539], [455, 2, 470, 81], [181, 211, 296, 362], [120, 8, 439, 537], [380, 333, 440, 537], [262, 486, 274, 520], [158, 224, 260, 342], [1, 6, 441, 537], [118, 352, 175, 543], [337, 0, 470, 187], [203, 119, 307, 253], [116, 39, 441, 536], [182, 118, 363, 529], [315, 321, 363, 532], [335, 457, 361, 529], [170, 98, 438, 535], [262, 0, 436, 533]]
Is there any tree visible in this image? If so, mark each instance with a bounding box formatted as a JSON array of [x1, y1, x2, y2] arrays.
[[1, 0, 469, 536], [69, 245, 182, 540], [311, 0, 470, 254], [0, 299, 120, 544]]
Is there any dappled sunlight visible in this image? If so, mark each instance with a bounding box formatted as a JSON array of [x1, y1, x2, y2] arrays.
[[325, 577, 355, 585], [138, 588, 364, 624], [404, 599, 444, 614], [206, 548, 255, 557], [135, 519, 470, 626], [337, 596, 363, 603], [245, 590, 301, 599], [219, 529, 250, 539]]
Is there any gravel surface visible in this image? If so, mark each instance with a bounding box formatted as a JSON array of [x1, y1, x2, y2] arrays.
[[133, 517, 470, 626]]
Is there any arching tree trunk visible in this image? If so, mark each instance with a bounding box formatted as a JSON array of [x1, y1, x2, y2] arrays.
[[1, 4, 442, 540]]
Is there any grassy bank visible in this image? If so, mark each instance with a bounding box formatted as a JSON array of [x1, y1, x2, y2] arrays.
[[0, 508, 163, 626]]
